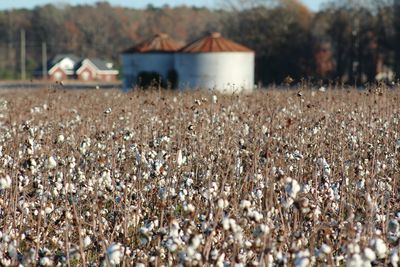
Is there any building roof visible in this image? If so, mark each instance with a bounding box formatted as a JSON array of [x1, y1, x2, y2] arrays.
[[38, 54, 80, 75], [50, 54, 80, 65], [123, 33, 182, 54], [75, 58, 114, 71], [75, 58, 119, 74], [90, 58, 113, 71], [33, 55, 118, 76], [180, 32, 253, 53]]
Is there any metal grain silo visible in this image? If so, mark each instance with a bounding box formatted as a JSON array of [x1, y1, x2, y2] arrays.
[[175, 32, 255, 93], [121, 34, 181, 90]]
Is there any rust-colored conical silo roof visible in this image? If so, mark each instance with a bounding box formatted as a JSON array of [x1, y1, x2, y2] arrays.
[[180, 32, 253, 53], [123, 33, 182, 53]]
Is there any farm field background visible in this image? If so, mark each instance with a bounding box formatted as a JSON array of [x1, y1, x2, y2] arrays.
[[0, 88, 399, 266]]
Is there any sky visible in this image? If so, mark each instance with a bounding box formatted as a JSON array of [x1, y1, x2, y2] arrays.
[[0, 0, 327, 11]]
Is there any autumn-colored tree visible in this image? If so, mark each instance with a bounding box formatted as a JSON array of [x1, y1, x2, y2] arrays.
[[314, 42, 335, 78], [223, 0, 314, 84], [0, 0, 397, 84]]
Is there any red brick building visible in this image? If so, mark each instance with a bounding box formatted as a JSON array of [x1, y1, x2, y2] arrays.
[[48, 66, 68, 81], [75, 58, 119, 82], [34, 54, 119, 82]]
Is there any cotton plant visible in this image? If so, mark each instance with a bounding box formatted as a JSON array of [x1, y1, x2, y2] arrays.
[[0, 89, 399, 266]]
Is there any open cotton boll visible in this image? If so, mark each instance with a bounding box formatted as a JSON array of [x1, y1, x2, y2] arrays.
[[7, 243, 18, 260], [56, 134, 65, 143], [83, 236, 92, 248], [346, 254, 364, 267], [317, 157, 331, 177], [388, 220, 400, 242], [240, 200, 251, 210], [222, 217, 230, 230], [106, 243, 123, 266], [40, 257, 53, 266], [294, 249, 310, 267], [320, 243, 332, 255], [176, 149, 183, 166], [47, 156, 57, 169], [390, 248, 399, 267], [212, 95, 218, 104], [285, 177, 301, 199], [0, 175, 11, 190], [370, 238, 388, 259], [217, 198, 225, 209], [363, 247, 376, 262]]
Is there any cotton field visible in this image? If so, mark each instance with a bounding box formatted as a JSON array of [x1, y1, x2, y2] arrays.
[[0, 88, 399, 266]]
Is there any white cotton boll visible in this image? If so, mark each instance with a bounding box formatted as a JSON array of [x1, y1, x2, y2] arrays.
[[166, 240, 178, 252], [262, 125, 268, 135], [363, 247, 376, 262], [101, 170, 112, 188], [40, 257, 52, 266], [216, 253, 225, 267], [356, 179, 365, 191], [57, 134, 65, 143], [259, 224, 270, 235], [1, 258, 11, 266], [0, 175, 11, 190], [7, 243, 18, 259], [320, 243, 332, 254], [176, 149, 183, 166], [79, 142, 88, 154], [47, 156, 57, 169], [245, 240, 252, 248], [51, 187, 59, 197], [317, 157, 331, 176], [211, 249, 219, 261], [217, 198, 225, 209], [107, 243, 123, 266], [139, 226, 150, 235], [65, 211, 73, 220], [294, 257, 309, 267], [285, 178, 301, 199], [388, 220, 400, 242], [191, 235, 202, 250], [294, 250, 310, 267], [390, 248, 399, 267], [284, 198, 295, 209], [346, 254, 363, 267], [396, 139, 400, 149], [84, 236, 92, 248], [243, 123, 250, 136], [184, 203, 195, 213], [240, 200, 251, 210], [251, 211, 263, 222], [347, 243, 360, 254], [178, 191, 186, 202], [371, 238, 388, 259], [222, 217, 230, 230], [186, 178, 193, 187], [212, 95, 218, 104], [2, 233, 10, 242], [169, 219, 180, 238], [44, 206, 53, 214]]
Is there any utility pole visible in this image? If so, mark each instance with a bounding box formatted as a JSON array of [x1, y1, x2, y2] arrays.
[[42, 42, 47, 80], [20, 29, 26, 80]]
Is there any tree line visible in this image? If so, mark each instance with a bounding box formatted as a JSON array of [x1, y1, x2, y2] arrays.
[[0, 0, 399, 85]]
